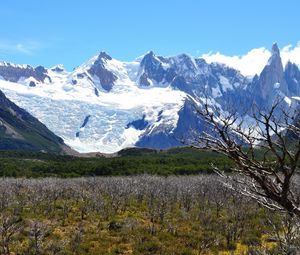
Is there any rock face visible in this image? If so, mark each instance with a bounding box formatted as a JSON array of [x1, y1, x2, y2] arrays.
[[29, 81, 36, 87], [51, 65, 64, 73], [140, 51, 166, 84], [139, 51, 176, 86], [285, 61, 300, 96], [0, 63, 50, 83], [87, 52, 117, 91], [136, 44, 300, 149], [249, 43, 288, 106], [126, 115, 149, 130], [0, 89, 69, 153], [139, 73, 151, 86], [136, 99, 207, 148]]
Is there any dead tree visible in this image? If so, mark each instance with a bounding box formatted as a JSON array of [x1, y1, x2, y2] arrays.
[[0, 214, 22, 255], [266, 211, 300, 255], [193, 98, 300, 217], [28, 220, 48, 255]]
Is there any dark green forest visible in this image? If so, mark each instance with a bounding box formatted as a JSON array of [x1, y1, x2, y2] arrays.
[[0, 147, 233, 177]]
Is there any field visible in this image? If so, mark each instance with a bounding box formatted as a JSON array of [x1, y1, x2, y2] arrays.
[[0, 175, 295, 255]]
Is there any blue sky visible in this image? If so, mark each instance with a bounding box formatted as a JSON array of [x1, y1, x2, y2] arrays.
[[0, 0, 299, 70]]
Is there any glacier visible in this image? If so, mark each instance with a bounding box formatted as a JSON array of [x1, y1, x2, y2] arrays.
[[0, 56, 186, 153], [0, 43, 299, 153]]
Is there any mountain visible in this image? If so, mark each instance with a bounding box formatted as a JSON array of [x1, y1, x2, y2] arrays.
[[0, 88, 71, 153], [248, 43, 287, 107], [0, 43, 299, 153]]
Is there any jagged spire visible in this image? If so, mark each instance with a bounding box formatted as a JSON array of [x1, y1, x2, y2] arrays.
[[271, 42, 280, 55], [140, 50, 159, 68], [267, 42, 282, 66], [98, 51, 112, 60], [253, 42, 288, 104], [147, 50, 154, 56]]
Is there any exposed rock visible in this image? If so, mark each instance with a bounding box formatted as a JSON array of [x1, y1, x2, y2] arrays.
[[94, 87, 99, 97], [29, 81, 36, 87], [75, 115, 91, 138], [81, 115, 91, 128], [126, 115, 148, 130], [77, 73, 85, 79], [88, 53, 117, 92], [1, 43, 300, 153], [140, 51, 171, 84], [285, 61, 300, 96], [0, 89, 70, 153], [0, 64, 50, 83], [139, 73, 150, 86], [170, 76, 189, 92], [249, 43, 288, 107], [51, 66, 64, 72], [98, 51, 112, 60], [136, 99, 205, 148]]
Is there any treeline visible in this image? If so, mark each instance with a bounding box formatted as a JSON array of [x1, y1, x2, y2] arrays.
[[0, 147, 233, 177]]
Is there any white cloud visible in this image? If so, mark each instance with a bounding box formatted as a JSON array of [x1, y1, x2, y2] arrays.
[[281, 42, 300, 68], [0, 40, 42, 55], [201, 42, 300, 77]]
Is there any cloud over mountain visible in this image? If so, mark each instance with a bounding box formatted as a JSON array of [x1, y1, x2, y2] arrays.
[[202, 42, 300, 77]]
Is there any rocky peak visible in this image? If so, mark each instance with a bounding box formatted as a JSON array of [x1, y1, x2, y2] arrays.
[[140, 51, 161, 69], [252, 43, 288, 105], [252, 74, 259, 84], [51, 64, 65, 72], [0, 63, 50, 83], [195, 58, 208, 68], [267, 42, 283, 68], [285, 61, 299, 74], [168, 54, 200, 82], [271, 42, 280, 55], [87, 52, 117, 92], [97, 51, 112, 61], [139, 51, 171, 85], [284, 61, 300, 96], [171, 54, 197, 69]]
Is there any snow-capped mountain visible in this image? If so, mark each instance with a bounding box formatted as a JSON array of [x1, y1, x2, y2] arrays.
[[0, 43, 299, 153]]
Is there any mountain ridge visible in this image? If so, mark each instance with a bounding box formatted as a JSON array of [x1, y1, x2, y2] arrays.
[[0, 88, 74, 153], [0, 43, 299, 153]]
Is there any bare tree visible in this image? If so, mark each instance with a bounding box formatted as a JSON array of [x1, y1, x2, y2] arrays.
[[28, 220, 48, 255], [69, 224, 84, 255], [266, 212, 300, 255], [193, 98, 300, 217], [0, 214, 23, 255]]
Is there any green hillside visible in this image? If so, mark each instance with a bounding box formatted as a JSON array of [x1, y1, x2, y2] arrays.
[[0, 147, 233, 177], [0, 90, 67, 153]]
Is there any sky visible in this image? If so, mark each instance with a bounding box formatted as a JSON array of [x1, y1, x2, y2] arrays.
[[0, 0, 300, 74]]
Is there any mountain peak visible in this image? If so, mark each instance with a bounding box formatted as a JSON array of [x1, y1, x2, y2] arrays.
[[141, 51, 156, 61], [267, 43, 282, 66], [271, 42, 280, 55], [140, 51, 160, 68], [51, 64, 65, 72], [253, 42, 288, 104], [285, 60, 293, 69], [98, 51, 112, 61], [148, 50, 155, 56]]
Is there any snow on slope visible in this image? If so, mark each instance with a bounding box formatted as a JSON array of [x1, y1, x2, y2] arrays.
[[2, 45, 299, 154], [0, 65, 186, 153]]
